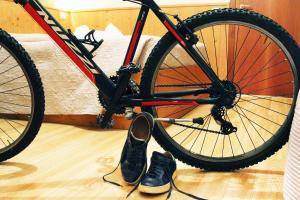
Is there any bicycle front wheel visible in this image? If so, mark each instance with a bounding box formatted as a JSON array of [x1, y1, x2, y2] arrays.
[[0, 29, 45, 162], [141, 9, 300, 171]]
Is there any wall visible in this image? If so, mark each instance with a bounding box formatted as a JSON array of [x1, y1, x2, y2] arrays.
[[0, 0, 229, 35], [70, 3, 229, 36], [0, 0, 71, 33], [41, 0, 230, 11]]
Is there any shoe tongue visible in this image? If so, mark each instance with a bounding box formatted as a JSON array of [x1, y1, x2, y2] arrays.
[[152, 151, 172, 162]]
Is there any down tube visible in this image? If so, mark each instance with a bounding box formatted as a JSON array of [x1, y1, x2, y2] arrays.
[[16, 0, 116, 95]]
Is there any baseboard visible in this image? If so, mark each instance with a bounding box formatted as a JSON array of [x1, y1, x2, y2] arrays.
[[44, 114, 131, 130]]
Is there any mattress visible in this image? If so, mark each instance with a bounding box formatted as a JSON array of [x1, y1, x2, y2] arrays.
[[2, 33, 204, 115]]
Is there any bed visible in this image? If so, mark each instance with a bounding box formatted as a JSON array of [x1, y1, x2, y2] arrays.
[[7, 25, 206, 120], [10, 30, 160, 116]]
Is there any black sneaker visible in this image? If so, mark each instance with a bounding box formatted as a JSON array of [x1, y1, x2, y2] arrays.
[[139, 151, 176, 194], [138, 151, 205, 200], [120, 112, 154, 184]]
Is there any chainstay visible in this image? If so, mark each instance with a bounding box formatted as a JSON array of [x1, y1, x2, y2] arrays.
[[155, 83, 212, 88]]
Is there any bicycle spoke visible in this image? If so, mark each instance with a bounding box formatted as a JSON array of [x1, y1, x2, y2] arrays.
[[189, 115, 211, 152], [211, 132, 220, 157], [225, 24, 229, 80], [0, 86, 28, 94], [199, 30, 211, 66], [7, 119, 26, 127], [233, 34, 262, 81], [245, 81, 293, 95], [228, 27, 251, 79], [0, 92, 30, 97], [157, 73, 195, 85], [233, 106, 256, 150], [227, 114, 245, 155], [172, 123, 195, 139], [237, 41, 271, 83], [212, 26, 219, 77], [163, 105, 197, 118], [228, 134, 235, 157], [237, 104, 283, 124], [0, 138, 6, 147], [237, 54, 285, 84], [240, 95, 292, 105], [0, 55, 11, 65], [0, 75, 25, 87], [0, 127, 14, 141], [155, 83, 210, 88], [169, 53, 202, 83], [200, 115, 212, 154], [162, 62, 202, 84], [0, 100, 30, 108], [0, 64, 18, 76], [232, 108, 275, 136], [180, 124, 201, 146], [240, 97, 289, 117], [241, 70, 291, 90], [235, 104, 265, 143], [4, 119, 21, 134]]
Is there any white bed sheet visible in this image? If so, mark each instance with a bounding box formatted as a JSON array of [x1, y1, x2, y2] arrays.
[[8, 33, 204, 115]]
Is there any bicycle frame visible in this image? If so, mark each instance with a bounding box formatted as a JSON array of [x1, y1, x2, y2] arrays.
[[15, 0, 223, 108]]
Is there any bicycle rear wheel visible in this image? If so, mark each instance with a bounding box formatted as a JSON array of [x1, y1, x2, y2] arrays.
[[141, 9, 300, 170], [0, 29, 44, 162]]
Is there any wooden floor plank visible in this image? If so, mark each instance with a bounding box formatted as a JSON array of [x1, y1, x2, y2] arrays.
[[0, 123, 286, 199]]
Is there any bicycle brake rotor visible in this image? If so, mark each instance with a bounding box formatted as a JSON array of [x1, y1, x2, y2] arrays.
[[98, 75, 140, 114]]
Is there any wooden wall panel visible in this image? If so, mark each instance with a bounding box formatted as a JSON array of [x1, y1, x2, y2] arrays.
[[0, 0, 71, 33], [233, 0, 300, 45], [0, 1, 229, 35], [70, 4, 229, 37]]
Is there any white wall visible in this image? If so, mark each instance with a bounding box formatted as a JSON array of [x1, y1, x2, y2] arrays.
[[41, 0, 229, 11]]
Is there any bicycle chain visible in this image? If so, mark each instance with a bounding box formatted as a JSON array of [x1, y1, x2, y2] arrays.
[[98, 75, 140, 114], [171, 122, 221, 134]]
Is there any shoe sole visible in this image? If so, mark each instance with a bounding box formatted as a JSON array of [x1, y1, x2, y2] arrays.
[[138, 172, 177, 194], [123, 163, 147, 185]]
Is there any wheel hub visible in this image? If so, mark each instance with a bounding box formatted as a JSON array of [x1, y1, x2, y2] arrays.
[[210, 80, 241, 108]]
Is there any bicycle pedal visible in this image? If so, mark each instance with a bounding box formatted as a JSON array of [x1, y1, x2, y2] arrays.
[[117, 63, 141, 75]]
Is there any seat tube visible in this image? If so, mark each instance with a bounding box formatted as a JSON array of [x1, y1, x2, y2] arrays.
[[123, 5, 149, 66]]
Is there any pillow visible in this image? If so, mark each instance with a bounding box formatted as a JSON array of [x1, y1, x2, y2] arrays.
[[104, 23, 124, 37], [74, 24, 124, 41], [74, 25, 90, 39], [93, 24, 124, 40]]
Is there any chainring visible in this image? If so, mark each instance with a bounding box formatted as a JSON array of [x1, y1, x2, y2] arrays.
[[98, 75, 140, 114]]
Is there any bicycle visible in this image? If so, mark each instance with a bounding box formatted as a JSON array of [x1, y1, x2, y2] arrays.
[[0, 0, 299, 171]]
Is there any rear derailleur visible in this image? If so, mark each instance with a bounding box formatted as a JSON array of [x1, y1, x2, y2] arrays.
[[211, 105, 237, 135]]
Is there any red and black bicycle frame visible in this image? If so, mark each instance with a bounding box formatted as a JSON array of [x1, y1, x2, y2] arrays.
[[15, 0, 224, 108]]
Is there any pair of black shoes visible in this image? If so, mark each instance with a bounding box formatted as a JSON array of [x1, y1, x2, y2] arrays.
[[103, 112, 204, 200]]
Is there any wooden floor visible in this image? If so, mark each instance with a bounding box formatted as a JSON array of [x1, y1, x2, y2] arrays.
[[0, 123, 287, 200]]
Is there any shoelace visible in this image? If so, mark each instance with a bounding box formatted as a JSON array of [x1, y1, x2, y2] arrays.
[[126, 159, 206, 200], [102, 142, 145, 187], [103, 144, 206, 199], [127, 144, 145, 168]]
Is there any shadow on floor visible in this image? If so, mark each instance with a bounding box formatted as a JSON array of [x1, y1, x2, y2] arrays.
[[0, 162, 38, 180]]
